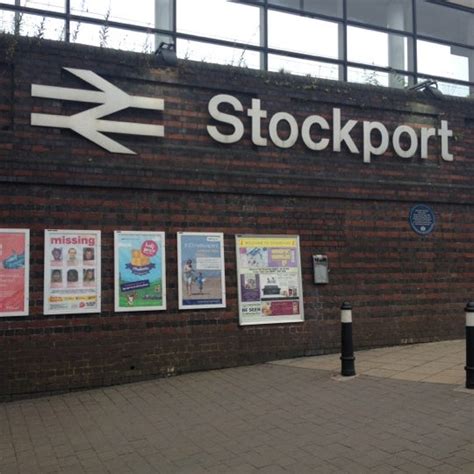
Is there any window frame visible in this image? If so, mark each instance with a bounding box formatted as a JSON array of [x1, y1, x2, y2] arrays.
[[0, 0, 472, 96]]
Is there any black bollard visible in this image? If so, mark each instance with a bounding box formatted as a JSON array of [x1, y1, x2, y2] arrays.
[[465, 301, 474, 389], [340, 302, 356, 376]]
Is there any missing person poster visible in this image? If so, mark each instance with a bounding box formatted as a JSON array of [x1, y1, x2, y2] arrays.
[[177, 232, 226, 310], [236, 235, 304, 325], [0, 229, 29, 317], [44, 229, 101, 315], [114, 231, 166, 312]]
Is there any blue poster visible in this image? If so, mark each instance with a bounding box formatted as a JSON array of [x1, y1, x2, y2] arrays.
[[178, 232, 226, 309]]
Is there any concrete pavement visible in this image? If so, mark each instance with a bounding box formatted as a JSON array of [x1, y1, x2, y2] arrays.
[[271, 339, 466, 385], [0, 340, 472, 473]]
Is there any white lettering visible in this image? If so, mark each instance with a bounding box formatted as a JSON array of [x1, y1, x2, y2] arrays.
[[247, 98, 267, 146], [393, 125, 418, 159], [333, 108, 359, 154], [205, 95, 456, 164], [363, 121, 389, 163], [301, 115, 330, 151], [207, 94, 244, 144], [438, 120, 453, 162], [420, 127, 437, 159], [269, 112, 299, 149]]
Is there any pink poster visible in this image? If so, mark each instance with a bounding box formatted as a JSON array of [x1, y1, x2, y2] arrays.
[[0, 229, 29, 317]]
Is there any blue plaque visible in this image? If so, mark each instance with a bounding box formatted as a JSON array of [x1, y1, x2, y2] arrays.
[[409, 204, 435, 235]]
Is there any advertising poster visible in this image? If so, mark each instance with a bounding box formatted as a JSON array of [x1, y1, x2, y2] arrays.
[[0, 229, 29, 317], [178, 232, 226, 310], [114, 231, 166, 312], [236, 235, 304, 325], [44, 229, 101, 315]]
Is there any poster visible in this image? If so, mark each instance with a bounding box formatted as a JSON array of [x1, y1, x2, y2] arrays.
[[177, 232, 226, 310], [0, 229, 29, 317], [236, 235, 304, 325], [44, 230, 101, 315], [114, 231, 166, 312]]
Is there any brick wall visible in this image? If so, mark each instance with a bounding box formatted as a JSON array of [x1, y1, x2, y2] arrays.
[[0, 35, 473, 400]]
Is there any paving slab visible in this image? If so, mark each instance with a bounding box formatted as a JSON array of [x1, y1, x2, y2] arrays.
[[272, 339, 467, 385], [0, 340, 473, 473]]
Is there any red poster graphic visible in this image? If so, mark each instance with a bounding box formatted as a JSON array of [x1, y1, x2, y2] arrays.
[[262, 300, 300, 317], [0, 230, 28, 316]]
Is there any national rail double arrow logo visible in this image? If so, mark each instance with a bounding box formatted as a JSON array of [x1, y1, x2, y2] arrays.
[[31, 68, 164, 154]]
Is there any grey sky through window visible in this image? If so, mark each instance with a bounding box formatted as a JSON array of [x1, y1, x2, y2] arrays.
[[0, 0, 472, 96]]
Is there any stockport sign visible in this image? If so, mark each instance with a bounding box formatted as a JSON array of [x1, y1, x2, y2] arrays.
[[207, 95, 454, 163], [31, 69, 454, 162]]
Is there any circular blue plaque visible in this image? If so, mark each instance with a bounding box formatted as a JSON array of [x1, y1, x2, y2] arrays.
[[409, 204, 436, 235]]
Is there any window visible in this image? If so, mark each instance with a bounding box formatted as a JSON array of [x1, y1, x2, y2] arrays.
[[268, 54, 340, 80], [416, 0, 473, 47], [70, 22, 153, 52], [347, 0, 412, 32], [348, 67, 410, 88], [71, 0, 155, 28], [0, 10, 15, 35], [21, 13, 64, 40], [433, 81, 470, 98], [268, 10, 339, 59], [268, 0, 343, 18], [417, 78, 471, 97], [0, 11, 64, 39], [2, 0, 65, 12], [417, 40, 471, 82], [177, 39, 260, 69], [0, 0, 472, 96], [348, 26, 412, 71], [177, 0, 261, 46]]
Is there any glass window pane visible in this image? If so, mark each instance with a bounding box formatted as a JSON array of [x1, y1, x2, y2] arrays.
[[347, 0, 412, 32], [348, 26, 412, 71], [1, 12, 65, 39], [434, 81, 471, 98], [416, 1, 474, 47], [269, 10, 339, 59], [416, 78, 471, 98], [177, 0, 261, 46], [268, 54, 340, 80], [348, 67, 410, 88], [268, 0, 343, 17], [269, 0, 301, 8], [1, 1, 65, 11], [0, 10, 15, 34], [1, 0, 66, 12], [23, 1, 65, 12], [417, 40, 471, 82], [70, 22, 153, 52], [177, 39, 260, 69], [71, 0, 155, 28]]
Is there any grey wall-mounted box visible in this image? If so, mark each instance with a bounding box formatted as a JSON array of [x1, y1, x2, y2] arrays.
[[313, 254, 329, 284]]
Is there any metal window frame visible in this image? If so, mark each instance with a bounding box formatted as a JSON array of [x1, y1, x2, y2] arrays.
[[0, 0, 472, 94]]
